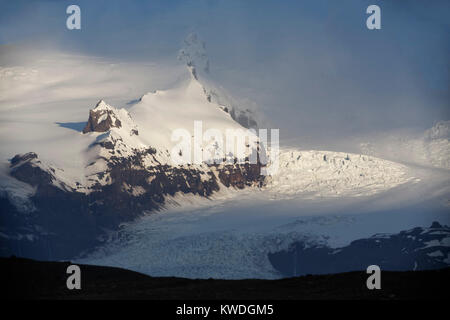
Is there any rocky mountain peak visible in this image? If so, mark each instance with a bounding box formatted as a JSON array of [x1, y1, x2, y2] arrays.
[[431, 221, 443, 228], [82, 100, 138, 137], [82, 100, 123, 134], [9, 152, 55, 188], [10, 152, 38, 168], [177, 33, 258, 129], [178, 32, 210, 78], [94, 99, 111, 110]]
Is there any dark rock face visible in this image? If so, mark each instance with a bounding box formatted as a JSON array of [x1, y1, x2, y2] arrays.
[[10, 152, 55, 188], [82, 101, 124, 134], [218, 163, 264, 189], [1, 149, 265, 260], [10, 152, 38, 166], [268, 222, 450, 277]]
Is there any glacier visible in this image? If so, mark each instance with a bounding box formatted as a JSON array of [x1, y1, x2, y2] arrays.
[[0, 43, 448, 278]]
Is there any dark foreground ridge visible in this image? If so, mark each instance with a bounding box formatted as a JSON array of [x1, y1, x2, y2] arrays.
[[2, 257, 448, 300]]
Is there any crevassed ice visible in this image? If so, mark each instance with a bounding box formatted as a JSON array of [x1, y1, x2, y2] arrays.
[[263, 149, 413, 198]]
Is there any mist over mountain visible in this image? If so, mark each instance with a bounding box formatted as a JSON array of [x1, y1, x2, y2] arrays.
[[1, 0, 448, 143]]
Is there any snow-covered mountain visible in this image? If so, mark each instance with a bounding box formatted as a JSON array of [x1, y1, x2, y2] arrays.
[[0, 63, 267, 258], [0, 38, 446, 264], [270, 221, 450, 277]]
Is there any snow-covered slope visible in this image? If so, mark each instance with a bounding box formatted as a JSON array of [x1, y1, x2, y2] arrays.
[[0, 44, 436, 263], [178, 33, 259, 129], [128, 70, 251, 153], [2, 55, 414, 202], [43, 70, 262, 193]]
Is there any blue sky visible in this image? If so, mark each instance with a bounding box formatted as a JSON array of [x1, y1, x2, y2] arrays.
[[0, 0, 449, 140]]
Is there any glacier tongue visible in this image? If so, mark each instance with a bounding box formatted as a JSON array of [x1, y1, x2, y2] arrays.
[[264, 149, 414, 198]]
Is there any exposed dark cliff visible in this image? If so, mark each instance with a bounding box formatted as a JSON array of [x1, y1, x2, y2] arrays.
[[1, 151, 264, 260]]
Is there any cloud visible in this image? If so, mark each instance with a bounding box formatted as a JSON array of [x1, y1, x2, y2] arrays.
[[0, 0, 448, 146]]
